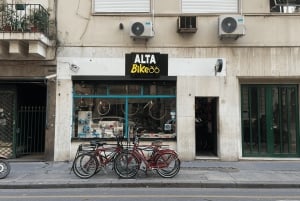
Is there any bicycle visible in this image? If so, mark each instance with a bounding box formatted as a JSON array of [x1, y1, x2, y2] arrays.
[[113, 128, 180, 179], [0, 154, 10, 179], [70, 140, 104, 174], [72, 135, 124, 179]]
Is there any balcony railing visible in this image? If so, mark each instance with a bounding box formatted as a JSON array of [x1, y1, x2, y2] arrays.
[[0, 4, 49, 37]]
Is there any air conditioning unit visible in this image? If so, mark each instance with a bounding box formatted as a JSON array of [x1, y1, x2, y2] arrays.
[[177, 16, 197, 33], [130, 21, 154, 39], [218, 15, 245, 40]]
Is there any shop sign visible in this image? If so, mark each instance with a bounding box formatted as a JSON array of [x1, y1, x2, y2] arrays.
[[126, 53, 168, 78]]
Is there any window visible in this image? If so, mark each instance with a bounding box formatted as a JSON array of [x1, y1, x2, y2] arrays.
[[182, 0, 238, 13], [270, 0, 300, 13], [93, 0, 150, 13], [73, 81, 176, 140]]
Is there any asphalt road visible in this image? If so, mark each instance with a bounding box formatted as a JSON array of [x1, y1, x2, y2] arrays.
[[1, 188, 300, 201]]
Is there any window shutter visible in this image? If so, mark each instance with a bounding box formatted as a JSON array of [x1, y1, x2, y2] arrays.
[[93, 0, 150, 13], [182, 0, 238, 13]]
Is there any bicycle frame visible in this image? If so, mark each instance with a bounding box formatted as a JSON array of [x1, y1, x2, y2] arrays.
[[130, 134, 178, 171], [94, 144, 123, 167]]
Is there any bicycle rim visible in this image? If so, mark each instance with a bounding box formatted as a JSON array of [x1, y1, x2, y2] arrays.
[[73, 153, 99, 179], [155, 153, 180, 178], [0, 160, 10, 179], [114, 152, 139, 179]]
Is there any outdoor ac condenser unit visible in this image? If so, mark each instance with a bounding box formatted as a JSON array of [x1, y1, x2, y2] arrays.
[[218, 15, 245, 40], [130, 21, 154, 39]]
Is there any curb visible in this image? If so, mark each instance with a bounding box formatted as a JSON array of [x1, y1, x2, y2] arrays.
[[1, 182, 300, 189]]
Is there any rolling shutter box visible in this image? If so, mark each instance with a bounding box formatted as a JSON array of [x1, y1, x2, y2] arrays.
[[93, 0, 150, 13], [182, 0, 238, 13]]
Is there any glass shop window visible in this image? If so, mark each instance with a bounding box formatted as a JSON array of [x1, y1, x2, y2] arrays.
[[73, 81, 176, 140]]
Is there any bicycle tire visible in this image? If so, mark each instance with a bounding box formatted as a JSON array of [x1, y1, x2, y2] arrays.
[[113, 152, 139, 179], [0, 160, 10, 179], [73, 153, 99, 179], [97, 100, 110, 115], [155, 153, 180, 178]]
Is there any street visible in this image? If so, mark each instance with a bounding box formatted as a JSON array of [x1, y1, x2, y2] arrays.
[[1, 188, 300, 201]]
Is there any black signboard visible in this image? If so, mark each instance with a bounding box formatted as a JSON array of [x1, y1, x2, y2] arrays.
[[125, 53, 168, 78]]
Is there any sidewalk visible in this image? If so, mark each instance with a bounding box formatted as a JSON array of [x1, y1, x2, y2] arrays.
[[1, 160, 300, 189]]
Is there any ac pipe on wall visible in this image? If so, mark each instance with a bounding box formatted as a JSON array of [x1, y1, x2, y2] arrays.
[[240, 0, 243, 15], [151, 0, 155, 32]]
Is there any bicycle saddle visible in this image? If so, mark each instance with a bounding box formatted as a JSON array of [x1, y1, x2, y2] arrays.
[[90, 140, 106, 147]]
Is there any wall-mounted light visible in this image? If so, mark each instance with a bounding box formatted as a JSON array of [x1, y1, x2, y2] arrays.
[[44, 73, 57, 84], [45, 74, 57, 80], [119, 23, 124, 30], [70, 64, 80, 73], [214, 59, 223, 75]]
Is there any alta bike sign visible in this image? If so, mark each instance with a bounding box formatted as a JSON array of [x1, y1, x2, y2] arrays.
[[125, 53, 168, 78]]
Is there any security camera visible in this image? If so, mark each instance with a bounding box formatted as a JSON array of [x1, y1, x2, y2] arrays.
[[70, 64, 80, 73], [45, 74, 57, 80]]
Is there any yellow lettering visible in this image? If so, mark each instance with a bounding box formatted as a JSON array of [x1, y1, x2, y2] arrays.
[[131, 64, 161, 74], [131, 64, 138, 73]]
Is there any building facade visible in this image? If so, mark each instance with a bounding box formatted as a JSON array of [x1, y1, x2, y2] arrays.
[[53, 0, 300, 161], [0, 0, 56, 160], [1, 0, 300, 162]]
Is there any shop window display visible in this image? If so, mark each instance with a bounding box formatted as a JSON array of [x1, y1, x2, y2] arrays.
[[73, 81, 176, 140]]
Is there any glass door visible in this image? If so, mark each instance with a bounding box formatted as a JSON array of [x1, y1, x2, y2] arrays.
[[241, 85, 299, 157]]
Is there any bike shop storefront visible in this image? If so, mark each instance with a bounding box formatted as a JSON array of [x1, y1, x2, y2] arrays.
[[71, 53, 177, 144]]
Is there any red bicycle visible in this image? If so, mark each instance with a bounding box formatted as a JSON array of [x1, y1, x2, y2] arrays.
[[113, 128, 180, 178], [72, 135, 124, 179]]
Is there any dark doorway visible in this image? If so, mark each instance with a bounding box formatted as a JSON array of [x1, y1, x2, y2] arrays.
[[0, 82, 46, 159], [16, 83, 46, 158], [195, 97, 218, 156]]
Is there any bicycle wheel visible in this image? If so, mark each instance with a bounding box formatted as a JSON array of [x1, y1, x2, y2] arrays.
[[73, 153, 99, 179], [155, 153, 180, 178], [0, 160, 10, 179], [148, 100, 167, 120], [121, 103, 140, 116], [97, 100, 110, 115], [113, 152, 139, 179]]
